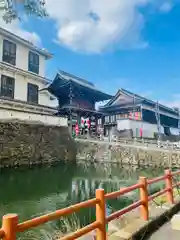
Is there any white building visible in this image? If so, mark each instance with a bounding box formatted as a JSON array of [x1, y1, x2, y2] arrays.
[[0, 27, 60, 121]]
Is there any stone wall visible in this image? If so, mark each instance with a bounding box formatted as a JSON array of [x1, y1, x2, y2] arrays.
[[76, 140, 180, 168], [0, 120, 76, 168]]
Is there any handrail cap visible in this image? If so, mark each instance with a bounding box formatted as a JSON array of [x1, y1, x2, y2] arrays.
[[3, 214, 18, 220]]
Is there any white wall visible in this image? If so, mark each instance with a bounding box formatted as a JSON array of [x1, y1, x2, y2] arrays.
[[0, 108, 67, 126], [117, 119, 180, 138], [170, 127, 179, 136], [0, 30, 58, 109], [117, 119, 161, 138], [39, 91, 59, 108], [0, 33, 45, 77], [117, 119, 131, 131], [0, 68, 56, 108]]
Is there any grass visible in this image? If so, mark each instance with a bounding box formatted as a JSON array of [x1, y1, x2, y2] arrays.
[[17, 214, 82, 240], [153, 188, 180, 206]]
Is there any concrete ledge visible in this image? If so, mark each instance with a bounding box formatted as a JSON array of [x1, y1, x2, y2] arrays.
[[109, 198, 180, 240], [171, 213, 180, 230]]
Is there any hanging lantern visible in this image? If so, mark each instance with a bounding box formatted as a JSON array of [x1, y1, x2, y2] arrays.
[[129, 112, 132, 119], [75, 122, 79, 136], [134, 112, 138, 120], [87, 119, 91, 129]]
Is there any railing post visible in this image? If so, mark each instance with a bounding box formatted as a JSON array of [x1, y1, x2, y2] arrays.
[[139, 177, 149, 221], [96, 189, 106, 240], [165, 169, 174, 204], [2, 214, 18, 240]]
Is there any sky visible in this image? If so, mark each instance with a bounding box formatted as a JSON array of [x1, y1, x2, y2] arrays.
[[1, 0, 180, 107]]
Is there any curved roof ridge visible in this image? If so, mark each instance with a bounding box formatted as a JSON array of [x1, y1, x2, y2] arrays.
[[58, 69, 94, 87], [102, 88, 179, 115]]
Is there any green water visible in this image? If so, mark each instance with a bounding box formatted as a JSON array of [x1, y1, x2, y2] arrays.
[[0, 163, 165, 239]]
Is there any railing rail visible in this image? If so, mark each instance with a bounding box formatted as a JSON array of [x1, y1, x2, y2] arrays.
[[1, 168, 180, 240]]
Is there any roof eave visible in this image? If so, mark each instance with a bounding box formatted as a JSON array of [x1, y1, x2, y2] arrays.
[[0, 27, 53, 59], [100, 103, 141, 110], [43, 52, 53, 60], [103, 88, 142, 107], [142, 100, 179, 115], [53, 73, 112, 100], [103, 88, 179, 115]]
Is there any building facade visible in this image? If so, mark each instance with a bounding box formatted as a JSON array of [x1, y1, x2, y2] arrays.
[[100, 89, 180, 140], [0, 27, 58, 117], [48, 70, 112, 136]]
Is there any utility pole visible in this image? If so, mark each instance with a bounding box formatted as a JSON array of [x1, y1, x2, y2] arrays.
[[132, 94, 136, 138], [155, 101, 161, 141], [178, 109, 180, 137], [140, 104, 143, 138], [133, 94, 135, 119], [69, 83, 73, 136]]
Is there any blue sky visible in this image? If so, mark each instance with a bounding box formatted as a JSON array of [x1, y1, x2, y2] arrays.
[[1, 0, 180, 107]]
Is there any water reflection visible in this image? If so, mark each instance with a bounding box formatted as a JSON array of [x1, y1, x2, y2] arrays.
[[0, 163, 165, 239]]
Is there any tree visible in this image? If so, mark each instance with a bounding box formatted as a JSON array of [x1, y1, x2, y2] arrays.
[[0, 0, 48, 23]]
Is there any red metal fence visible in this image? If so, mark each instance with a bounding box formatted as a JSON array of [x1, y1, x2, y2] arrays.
[[0, 169, 179, 240]]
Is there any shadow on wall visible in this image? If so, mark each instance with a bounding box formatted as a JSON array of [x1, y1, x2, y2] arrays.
[[155, 133, 180, 142], [0, 120, 77, 168], [115, 129, 133, 139]]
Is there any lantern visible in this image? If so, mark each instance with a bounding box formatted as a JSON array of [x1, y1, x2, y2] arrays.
[[75, 122, 79, 136]]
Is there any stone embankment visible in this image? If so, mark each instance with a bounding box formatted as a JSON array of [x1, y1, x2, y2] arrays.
[[76, 139, 180, 167], [0, 120, 76, 168]]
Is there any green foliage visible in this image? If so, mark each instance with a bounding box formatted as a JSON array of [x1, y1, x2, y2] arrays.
[[1, 0, 48, 23]]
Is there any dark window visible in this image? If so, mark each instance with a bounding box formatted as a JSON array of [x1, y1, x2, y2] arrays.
[[1, 75, 15, 99], [2, 39, 16, 65], [27, 83, 38, 104], [28, 51, 39, 74]]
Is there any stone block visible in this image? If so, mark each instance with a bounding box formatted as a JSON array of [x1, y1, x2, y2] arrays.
[[110, 230, 132, 239], [0, 121, 76, 168], [108, 219, 146, 240], [171, 214, 180, 231]]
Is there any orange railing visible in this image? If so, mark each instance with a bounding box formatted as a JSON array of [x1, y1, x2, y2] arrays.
[[0, 169, 180, 240]]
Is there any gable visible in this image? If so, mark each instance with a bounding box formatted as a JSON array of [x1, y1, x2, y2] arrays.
[[112, 93, 134, 106], [104, 88, 145, 108], [106, 90, 136, 107]]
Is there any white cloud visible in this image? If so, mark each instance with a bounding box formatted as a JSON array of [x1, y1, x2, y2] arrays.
[[45, 0, 174, 53], [0, 11, 41, 46], [0, 0, 175, 53], [159, 2, 173, 12], [45, 0, 149, 53]]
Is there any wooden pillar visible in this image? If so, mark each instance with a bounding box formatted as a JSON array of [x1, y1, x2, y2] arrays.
[[139, 177, 149, 221], [165, 169, 174, 204], [96, 189, 106, 240], [2, 214, 18, 240]]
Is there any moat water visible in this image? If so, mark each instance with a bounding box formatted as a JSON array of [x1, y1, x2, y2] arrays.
[[0, 163, 167, 239]]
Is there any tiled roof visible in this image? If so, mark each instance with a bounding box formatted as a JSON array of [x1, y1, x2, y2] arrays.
[[102, 88, 179, 115], [54, 70, 113, 100], [58, 70, 97, 90]]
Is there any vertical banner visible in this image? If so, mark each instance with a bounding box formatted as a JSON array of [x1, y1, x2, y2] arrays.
[[129, 112, 132, 119]]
